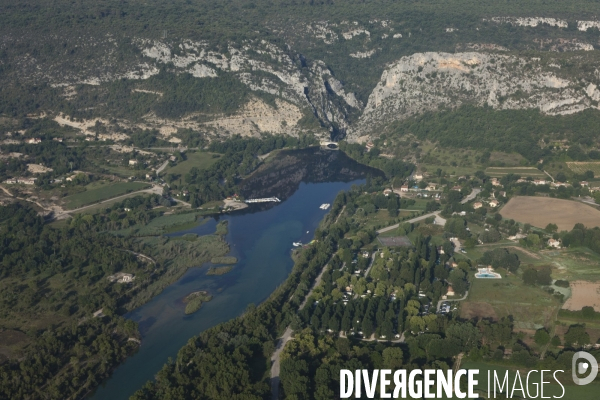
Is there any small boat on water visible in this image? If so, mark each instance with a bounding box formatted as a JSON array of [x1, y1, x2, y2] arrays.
[[319, 203, 330, 210], [292, 242, 302, 247]]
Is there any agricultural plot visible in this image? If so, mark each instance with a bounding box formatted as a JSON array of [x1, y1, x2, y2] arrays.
[[485, 166, 546, 178], [62, 181, 150, 209], [562, 281, 600, 312], [461, 273, 560, 328], [566, 161, 600, 175], [500, 196, 600, 231], [377, 236, 412, 247], [164, 151, 220, 176]]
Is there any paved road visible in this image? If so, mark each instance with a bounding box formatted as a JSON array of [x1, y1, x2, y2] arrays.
[[156, 160, 169, 174], [364, 252, 377, 278], [436, 290, 469, 313], [56, 185, 164, 218], [270, 326, 293, 400], [271, 261, 331, 400], [461, 188, 481, 204], [376, 211, 445, 234]]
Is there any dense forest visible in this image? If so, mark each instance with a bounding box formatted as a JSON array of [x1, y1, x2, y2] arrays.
[[1, 0, 600, 121], [0, 203, 144, 398], [386, 106, 600, 163]]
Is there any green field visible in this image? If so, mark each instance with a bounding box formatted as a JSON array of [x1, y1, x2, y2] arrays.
[[114, 212, 206, 237], [488, 151, 527, 166], [485, 167, 547, 178], [62, 181, 150, 209], [462, 272, 560, 328], [418, 143, 481, 176], [164, 151, 220, 176], [528, 247, 600, 282], [461, 361, 600, 400], [357, 209, 419, 232], [566, 161, 600, 175]]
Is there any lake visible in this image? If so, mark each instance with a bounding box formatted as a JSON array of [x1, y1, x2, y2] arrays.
[[92, 148, 381, 399]]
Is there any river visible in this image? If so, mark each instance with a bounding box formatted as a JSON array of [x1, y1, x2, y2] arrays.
[[92, 148, 381, 399]]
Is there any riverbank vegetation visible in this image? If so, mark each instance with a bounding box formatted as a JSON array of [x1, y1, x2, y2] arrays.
[[131, 173, 600, 398], [163, 135, 318, 207], [210, 256, 237, 264], [207, 266, 233, 276], [183, 291, 212, 315], [0, 194, 231, 399]]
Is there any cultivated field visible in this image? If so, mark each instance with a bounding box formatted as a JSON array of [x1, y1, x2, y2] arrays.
[[164, 151, 220, 176], [462, 273, 559, 328], [562, 281, 600, 312], [501, 196, 600, 231], [485, 166, 546, 178], [62, 181, 150, 209], [566, 161, 600, 175]]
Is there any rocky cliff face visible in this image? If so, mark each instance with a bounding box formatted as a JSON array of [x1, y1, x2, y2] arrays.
[[3, 15, 600, 142], [348, 51, 600, 141]]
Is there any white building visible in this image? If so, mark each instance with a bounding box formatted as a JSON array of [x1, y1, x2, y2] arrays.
[[548, 239, 561, 248]]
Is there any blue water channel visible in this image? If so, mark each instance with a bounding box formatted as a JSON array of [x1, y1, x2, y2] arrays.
[[92, 179, 365, 399]]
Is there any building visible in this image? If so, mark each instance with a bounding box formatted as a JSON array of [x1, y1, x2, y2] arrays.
[[400, 184, 409, 192], [383, 189, 393, 196], [533, 179, 547, 186], [26, 138, 41, 144], [16, 178, 37, 185], [473, 202, 483, 209], [446, 286, 455, 297], [427, 183, 438, 191], [129, 159, 139, 166], [548, 239, 561, 248], [491, 178, 502, 187], [489, 199, 499, 207], [451, 185, 461, 191], [413, 173, 423, 181]]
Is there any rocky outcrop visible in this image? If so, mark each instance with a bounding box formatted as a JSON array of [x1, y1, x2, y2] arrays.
[[489, 17, 568, 28], [577, 21, 600, 31], [349, 51, 599, 140]]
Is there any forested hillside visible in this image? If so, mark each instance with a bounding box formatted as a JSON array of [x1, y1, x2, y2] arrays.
[[2, 0, 600, 142]]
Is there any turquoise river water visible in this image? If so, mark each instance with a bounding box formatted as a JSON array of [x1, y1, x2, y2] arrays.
[[92, 149, 379, 399]]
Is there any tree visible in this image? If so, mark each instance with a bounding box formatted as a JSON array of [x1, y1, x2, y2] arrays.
[[534, 329, 550, 346], [382, 347, 404, 369], [522, 268, 538, 286], [581, 306, 597, 319], [564, 325, 590, 347], [536, 267, 552, 286], [551, 335, 562, 347], [545, 223, 558, 233]]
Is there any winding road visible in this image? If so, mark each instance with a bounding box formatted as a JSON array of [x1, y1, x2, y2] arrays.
[[461, 188, 481, 204], [376, 211, 446, 234], [436, 290, 469, 313]]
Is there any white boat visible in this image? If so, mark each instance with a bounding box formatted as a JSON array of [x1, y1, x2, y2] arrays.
[[319, 203, 330, 210], [292, 242, 302, 247]]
